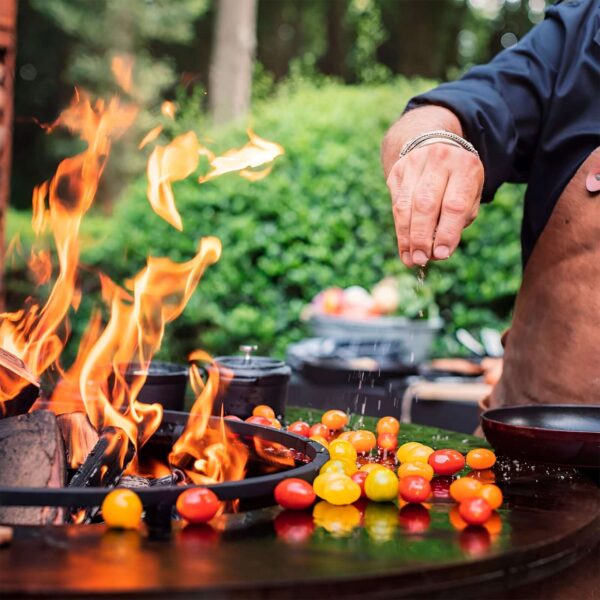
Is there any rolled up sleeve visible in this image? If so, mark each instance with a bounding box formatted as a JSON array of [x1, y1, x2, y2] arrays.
[[406, 5, 566, 201]]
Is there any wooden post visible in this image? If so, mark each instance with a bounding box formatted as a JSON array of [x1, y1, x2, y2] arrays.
[[209, 0, 257, 125], [0, 0, 17, 310]]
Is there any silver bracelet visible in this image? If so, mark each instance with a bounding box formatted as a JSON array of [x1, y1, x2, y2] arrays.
[[400, 130, 479, 158]]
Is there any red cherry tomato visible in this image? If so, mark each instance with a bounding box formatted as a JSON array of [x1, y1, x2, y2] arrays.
[[274, 478, 316, 510], [224, 415, 242, 421], [246, 415, 272, 426], [377, 432, 398, 452], [398, 475, 431, 504], [398, 503, 431, 533], [459, 497, 493, 526], [459, 526, 491, 557], [176, 488, 221, 524], [350, 471, 369, 498], [428, 449, 466, 476], [274, 510, 315, 543], [309, 423, 331, 440], [287, 421, 311, 437]]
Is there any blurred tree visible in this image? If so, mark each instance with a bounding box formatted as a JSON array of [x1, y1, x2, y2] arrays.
[[209, 0, 257, 124]]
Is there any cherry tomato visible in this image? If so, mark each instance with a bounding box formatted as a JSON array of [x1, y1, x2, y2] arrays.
[[321, 409, 348, 431], [350, 471, 368, 497], [309, 423, 331, 440], [430, 476, 453, 499], [364, 502, 398, 543], [309, 434, 329, 448], [351, 430, 377, 454], [313, 472, 344, 498], [359, 462, 386, 474], [101, 489, 143, 530], [397, 442, 434, 464], [270, 418, 282, 429], [320, 474, 361, 506], [484, 511, 503, 536], [312, 501, 361, 536], [252, 404, 275, 420], [399, 503, 431, 533], [478, 484, 503, 510], [466, 468, 496, 483], [274, 510, 315, 543], [365, 468, 399, 502], [246, 415, 272, 427], [398, 475, 431, 504], [274, 478, 316, 510], [460, 526, 491, 557], [337, 431, 354, 442], [377, 433, 398, 452], [328, 439, 358, 464], [397, 461, 434, 482], [449, 505, 468, 531], [466, 448, 496, 470], [319, 459, 356, 476], [459, 497, 492, 526], [376, 416, 400, 436], [449, 477, 483, 503], [287, 421, 310, 437], [176, 488, 221, 524], [428, 449, 466, 475], [224, 415, 242, 421]]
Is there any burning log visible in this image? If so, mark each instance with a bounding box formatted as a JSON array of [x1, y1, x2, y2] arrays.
[[0, 410, 65, 525], [56, 412, 99, 469]]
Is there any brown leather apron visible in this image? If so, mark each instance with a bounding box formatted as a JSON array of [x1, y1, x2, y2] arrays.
[[490, 148, 600, 407]]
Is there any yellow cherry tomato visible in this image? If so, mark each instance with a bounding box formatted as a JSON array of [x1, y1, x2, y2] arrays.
[[313, 501, 361, 537], [376, 416, 400, 436], [397, 461, 434, 482], [397, 443, 434, 464], [364, 502, 399, 543], [351, 430, 377, 454], [313, 472, 347, 498], [310, 434, 329, 449], [359, 462, 386, 474], [101, 489, 143, 530], [396, 442, 422, 463], [364, 468, 399, 502], [328, 439, 358, 464], [320, 474, 361, 506], [319, 459, 356, 476], [321, 409, 348, 431], [336, 431, 354, 442], [466, 448, 497, 470]]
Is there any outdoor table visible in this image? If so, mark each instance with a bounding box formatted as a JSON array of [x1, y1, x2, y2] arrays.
[[0, 413, 598, 599]]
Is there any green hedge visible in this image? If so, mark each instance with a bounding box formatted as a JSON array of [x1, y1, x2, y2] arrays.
[[6, 78, 523, 360]]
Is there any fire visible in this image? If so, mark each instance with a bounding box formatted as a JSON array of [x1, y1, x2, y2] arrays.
[[169, 350, 249, 484]]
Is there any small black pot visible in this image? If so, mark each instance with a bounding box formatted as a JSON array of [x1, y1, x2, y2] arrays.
[[212, 351, 291, 420], [127, 362, 188, 412]]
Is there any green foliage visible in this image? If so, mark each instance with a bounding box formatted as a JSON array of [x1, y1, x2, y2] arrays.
[[6, 78, 523, 362]]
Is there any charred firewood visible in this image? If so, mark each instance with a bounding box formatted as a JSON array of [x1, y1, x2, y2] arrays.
[[0, 349, 40, 419], [150, 469, 185, 487], [119, 475, 151, 489], [0, 410, 65, 525], [68, 427, 135, 523], [56, 412, 99, 469]]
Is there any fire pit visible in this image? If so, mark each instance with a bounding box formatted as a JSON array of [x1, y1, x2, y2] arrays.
[[0, 411, 328, 518]]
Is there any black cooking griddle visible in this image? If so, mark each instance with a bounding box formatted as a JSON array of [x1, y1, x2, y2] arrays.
[[482, 404, 600, 467]]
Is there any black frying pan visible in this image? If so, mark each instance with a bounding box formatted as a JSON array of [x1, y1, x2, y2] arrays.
[[481, 404, 600, 467]]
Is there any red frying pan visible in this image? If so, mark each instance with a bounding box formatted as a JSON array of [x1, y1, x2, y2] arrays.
[[481, 404, 600, 467]]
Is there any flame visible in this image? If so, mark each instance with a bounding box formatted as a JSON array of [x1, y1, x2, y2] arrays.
[[0, 89, 137, 405], [198, 130, 284, 183], [111, 55, 134, 94], [161, 101, 176, 120], [27, 250, 53, 286], [169, 350, 249, 484], [138, 125, 163, 150]]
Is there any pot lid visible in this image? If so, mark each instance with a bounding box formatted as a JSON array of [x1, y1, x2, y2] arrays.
[[215, 346, 291, 382]]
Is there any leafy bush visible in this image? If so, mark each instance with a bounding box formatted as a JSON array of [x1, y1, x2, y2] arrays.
[[6, 78, 523, 361]]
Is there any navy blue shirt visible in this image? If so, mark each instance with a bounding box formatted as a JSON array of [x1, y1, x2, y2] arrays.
[[406, 0, 600, 265]]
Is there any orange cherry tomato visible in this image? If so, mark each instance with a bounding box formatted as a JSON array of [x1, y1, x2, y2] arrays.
[[459, 497, 492, 526], [449, 477, 483, 503], [287, 421, 311, 437], [466, 448, 496, 470], [376, 416, 400, 436], [309, 423, 331, 440], [269, 418, 282, 429], [176, 488, 221, 524], [398, 475, 431, 504], [484, 511, 503, 536], [252, 404, 276, 420], [337, 431, 354, 442], [478, 484, 503, 510], [321, 410, 348, 431], [449, 505, 468, 531], [310, 434, 329, 448], [101, 489, 143, 530], [351, 430, 377, 454], [377, 433, 398, 452], [466, 468, 496, 483], [397, 461, 434, 482], [359, 462, 386, 474]]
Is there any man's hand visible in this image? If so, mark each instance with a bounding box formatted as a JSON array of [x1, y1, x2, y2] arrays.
[[381, 106, 484, 267]]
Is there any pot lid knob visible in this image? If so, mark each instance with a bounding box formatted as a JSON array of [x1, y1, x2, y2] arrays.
[[239, 344, 258, 365]]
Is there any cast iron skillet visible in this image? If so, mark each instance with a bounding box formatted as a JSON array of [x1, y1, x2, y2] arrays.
[[481, 404, 600, 467]]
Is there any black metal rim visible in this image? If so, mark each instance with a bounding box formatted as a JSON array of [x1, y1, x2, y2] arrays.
[[0, 411, 329, 508]]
